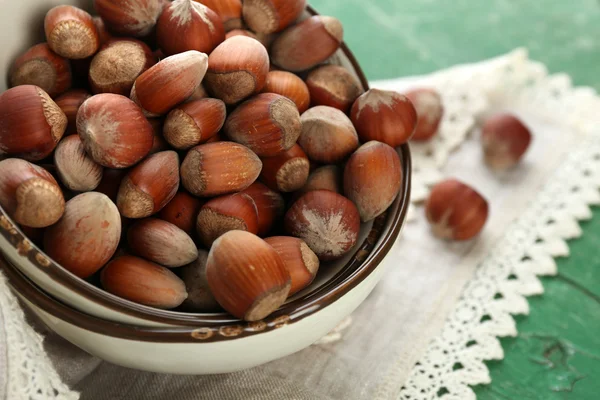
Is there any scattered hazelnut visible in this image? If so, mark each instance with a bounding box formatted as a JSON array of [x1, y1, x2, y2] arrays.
[[89, 39, 156, 96], [54, 135, 104, 192], [101, 255, 188, 309], [195, 0, 243, 31], [44, 192, 121, 278], [224, 93, 301, 157], [264, 236, 319, 296], [425, 179, 489, 241], [44, 5, 99, 59], [241, 182, 285, 237], [243, 0, 306, 34], [285, 190, 360, 260], [180, 250, 221, 312], [206, 230, 291, 321], [344, 141, 402, 222], [196, 193, 259, 247], [156, 0, 225, 56], [306, 65, 364, 112], [298, 106, 359, 163], [10, 43, 72, 98], [128, 218, 198, 267], [180, 142, 262, 197], [260, 144, 309, 193], [297, 165, 343, 197], [350, 89, 417, 147], [0, 158, 65, 228], [225, 29, 258, 40], [204, 36, 269, 105], [163, 98, 226, 150], [405, 88, 444, 142], [55, 89, 91, 135], [0, 85, 67, 161], [77, 93, 154, 168], [92, 16, 113, 46], [262, 70, 310, 113], [271, 15, 343, 72], [158, 191, 204, 236], [117, 151, 180, 218], [481, 113, 532, 170], [94, 0, 164, 38], [132, 50, 208, 116]]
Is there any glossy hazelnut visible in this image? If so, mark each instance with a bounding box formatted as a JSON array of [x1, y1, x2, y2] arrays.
[[44, 192, 120, 278], [350, 89, 417, 147], [44, 5, 99, 59], [206, 230, 290, 321], [425, 179, 489, 241], [224, 93, 301, 157], [481, 113, 532, 170], [285, 190, 360, 260], [158, 191, 204, 236], [54, 135, 104, 192], [10, 43, 72, 97], [405, 88, 444, 142], [195, 0, 243, 31], [163, 98, 226, 150], [55, 89, 91, 135], [204, 36, 269, 105], [260, 144, 309, 193], [94, 0, 164, 37], [180, 250, 221, 312], [241, 182, 285, 237], [306, 65, 364, 112], [77, 93, 154, 168], [0, 159, 65, 228], [298, 106, 359, 163], [0, 85, 67, 161], [180, 142, 262, 197], [264, 236, 319, 296], [298, 165, 342, 196], [262, 70, 310, 113], [243, 0, 306, 34]]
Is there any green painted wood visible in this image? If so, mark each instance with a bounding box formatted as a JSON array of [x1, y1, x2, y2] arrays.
[[309, 0, 600, 398]]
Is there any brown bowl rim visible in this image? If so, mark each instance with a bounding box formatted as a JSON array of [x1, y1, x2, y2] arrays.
[[0, 5, 412, 342]]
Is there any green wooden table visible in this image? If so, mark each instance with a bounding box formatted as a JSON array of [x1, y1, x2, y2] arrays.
[[309, 0, 600, 398]]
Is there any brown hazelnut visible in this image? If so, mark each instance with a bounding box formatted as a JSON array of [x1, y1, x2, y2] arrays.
[[196, 0, 243, 31], [243, 0, 306, 34], [262, 70, 310, 113], [285, 190, 360, 260], [185, 84, 209, 102], [158, 191, 204, 236], [94, 0, 164, 38], [264, 236, 319, 296], [241, 182, 285, 237], [44, 5, 99, 59], [425, 179, 489, 241], [298, 165, 342, 196], [10, 43, 72, 98], [481, 113, 532, 170], [298, 106, 359, 163], [54, 135, 104, 192], [225, 29, 258, 40], [55, 89, 91, 135], [405, 88, 444, 142], [224, 93, 301, 157], [206, 230, 291, 321], [260, 144, 309, 193], [180, 250, 221, 312], [306, 65, 364, 112], [163, 98, 226, 150]]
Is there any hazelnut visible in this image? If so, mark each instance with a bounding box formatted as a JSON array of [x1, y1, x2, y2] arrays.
[[204, 36, 269, 105], [405, 88, 444, 142], [262, 70, 310, 113], [101, 255, 188, 309], [260, 144, 309, 193], [158, 191, 204, 236], [54, 135, 104, 192], [95, 168, 128, 202], [117, 151, 180, 218], [264, 236, 319, 296], [344, 141, 402, 222], [285, 190, 360, 260], [55, 89, 91, 135], [224, 93, 301, 157], [128, 218, 198, 268], [350, 89, 417, 147], [77, 93, 154, 168], [481, 113, 532, 170], [132, 50, 208, 116], [156, 0, 225, 56], [306, 65, 364, 112], [425, 179, 489, 241], [206, 230, 291, 321], [180, 142, 262, 197], [180, 250, 221, 312], [163, 98, 226, 150], [298, 106, 359, 163], [196, 193, 259, 247], [225, 29, 258, 40], [44, 192, 121, 278], [271, 15, 343, 72], [10, 43, 72, 98], [195, 0, 243, 31], [94, 0, 164, 37], [0, 85, 67, 161], [92, 16, 113, 46], [298, 165, 342, 196], [44, 5, 99, 59], [243, 0, 306, 34], [0, 159, 65, 228], [241, 182, 285, 237], [89, 39, 156, 96]]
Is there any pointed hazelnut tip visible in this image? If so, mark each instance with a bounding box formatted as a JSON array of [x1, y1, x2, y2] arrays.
[[321, 16, 343, 43], [15, 177, 65, 228]]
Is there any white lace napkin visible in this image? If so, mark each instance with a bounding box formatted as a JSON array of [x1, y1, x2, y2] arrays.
[[1, 49, 599, 400]]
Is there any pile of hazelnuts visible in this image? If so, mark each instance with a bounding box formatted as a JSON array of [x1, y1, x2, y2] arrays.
[[0, 0, 531, 322]]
